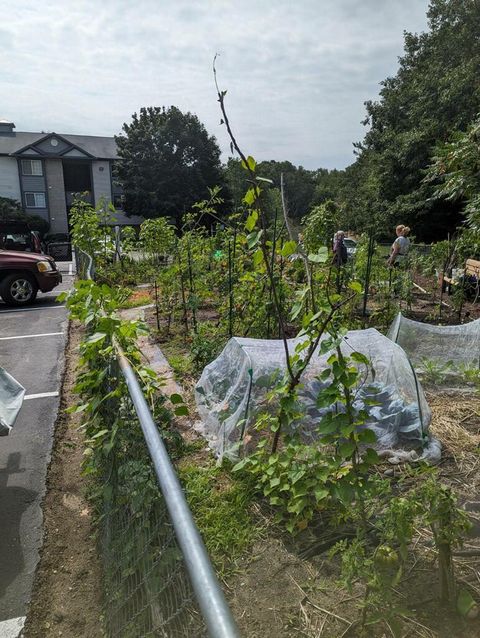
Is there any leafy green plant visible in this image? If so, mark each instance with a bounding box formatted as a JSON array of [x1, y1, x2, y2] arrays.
[[234, 435, 333, 533], [190, 321, 224, 374], [301, 200, 337, 253], [419, 358, 453, 385], [417, 478, 471, 604], [140, 217, 176, 263]]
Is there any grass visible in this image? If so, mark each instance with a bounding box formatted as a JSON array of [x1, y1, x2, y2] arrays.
[[178, 460, 261, 575]]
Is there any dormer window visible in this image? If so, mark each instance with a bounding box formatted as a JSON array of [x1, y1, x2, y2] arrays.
[[22, 159, 43, 176]]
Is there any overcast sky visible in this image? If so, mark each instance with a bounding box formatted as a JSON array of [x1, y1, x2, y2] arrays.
[[1, 0, 429, 170]]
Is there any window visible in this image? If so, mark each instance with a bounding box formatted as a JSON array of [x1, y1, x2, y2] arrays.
[[22, 159, 43, 176], [25, 192, 46, 208]]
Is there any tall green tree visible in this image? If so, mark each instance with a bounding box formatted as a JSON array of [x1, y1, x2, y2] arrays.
[[115, 106, 226, 225], [257, 160, 316, 219], [0, 196, 49, 234], [343, 0, 480, 241], [427, 115, 480, 231]]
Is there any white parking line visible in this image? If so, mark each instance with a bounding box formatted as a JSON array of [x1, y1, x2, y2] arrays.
[[0, 332, 64, 341], [24, 391, 59, 400], [0, 305, 66, 314], [0, 615, 25, 637]]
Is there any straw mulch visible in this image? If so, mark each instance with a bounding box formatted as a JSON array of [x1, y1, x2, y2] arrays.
[[428, 391, 480, 492]]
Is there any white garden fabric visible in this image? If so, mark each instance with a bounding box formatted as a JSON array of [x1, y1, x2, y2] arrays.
[[195, 329, 438, 462]]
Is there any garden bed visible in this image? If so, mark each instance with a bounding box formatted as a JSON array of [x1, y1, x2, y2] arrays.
[[139, 320, 480, 637]]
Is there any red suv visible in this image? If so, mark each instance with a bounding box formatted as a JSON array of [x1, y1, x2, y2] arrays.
[[0, 250, 62, 306]]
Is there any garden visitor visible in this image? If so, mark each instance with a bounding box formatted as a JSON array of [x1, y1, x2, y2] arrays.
[[333, 230, 348, 267], [388, 225, 411, 267], [333, 230, 348, 293]]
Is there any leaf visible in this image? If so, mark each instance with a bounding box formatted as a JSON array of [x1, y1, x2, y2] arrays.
[[359, 428, 377, 444], [243, 188, 256, 206], [247, 230, 263, 249], [314, 488, 329, 502], [232, 458, 249, 472], [169, 393, 184, 404], [457, 588, 477, 617], [348, 280, 363, 294], [242, 155, 256, 171], [85, 332, 107, 344], [253, 249, 264, 267], [339, 441, 356, 458], [174, 405, 189, 416], [91, 429, 109, 439], [245, 210, 259, 232], [290, 302, 303, 321], [280, 241, 297, 258], [350, 351, 369, 366], [308, 246, 328, 263], [256, 176, 273, 184]]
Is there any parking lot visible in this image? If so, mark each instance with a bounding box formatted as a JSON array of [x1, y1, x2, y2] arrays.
[[0, 262, 73, 637]]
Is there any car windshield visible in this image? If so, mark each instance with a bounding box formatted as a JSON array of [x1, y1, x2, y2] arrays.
[[0, 232, 32, 251]]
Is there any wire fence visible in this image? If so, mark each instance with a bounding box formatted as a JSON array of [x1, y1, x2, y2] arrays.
[[100, 368, 202, 638], [73, 247, 239, 638]]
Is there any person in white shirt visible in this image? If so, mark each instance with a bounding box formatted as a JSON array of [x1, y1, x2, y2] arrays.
[[388, 225, 411, 267]]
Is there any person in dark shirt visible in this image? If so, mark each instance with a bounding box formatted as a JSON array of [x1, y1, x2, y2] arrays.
[[333, 231, 348, 267], [332, 230, 348, 292]]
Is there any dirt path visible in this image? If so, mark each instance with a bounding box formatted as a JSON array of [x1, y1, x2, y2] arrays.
[[23, 322, 103, 638]]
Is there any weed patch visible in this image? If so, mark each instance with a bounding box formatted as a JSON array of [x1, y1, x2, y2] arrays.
[[178, 461, 261, 574]]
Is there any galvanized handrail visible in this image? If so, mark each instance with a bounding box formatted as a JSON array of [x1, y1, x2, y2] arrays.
[[116, 347, 240, 638], [74, 248, 240, 637]]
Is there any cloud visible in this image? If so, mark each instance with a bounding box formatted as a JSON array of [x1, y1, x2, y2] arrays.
[[0, 0, 429, 169]]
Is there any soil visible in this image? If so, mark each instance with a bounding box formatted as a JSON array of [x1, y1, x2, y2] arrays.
[[23, 322, 103, 638]]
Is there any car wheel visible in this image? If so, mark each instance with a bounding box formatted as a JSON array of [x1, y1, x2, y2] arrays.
[[0, 273, 38, 306]]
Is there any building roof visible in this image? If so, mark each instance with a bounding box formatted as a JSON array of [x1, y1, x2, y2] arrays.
[[0, 131, 118, 159]]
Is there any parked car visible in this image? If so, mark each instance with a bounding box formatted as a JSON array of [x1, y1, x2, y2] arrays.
[[343, 238, 357, 258], [0, 250, 62, 306], [0, 221, 43, 253]]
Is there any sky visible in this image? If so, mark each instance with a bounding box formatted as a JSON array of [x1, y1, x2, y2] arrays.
[[1, 0, 429, 170]]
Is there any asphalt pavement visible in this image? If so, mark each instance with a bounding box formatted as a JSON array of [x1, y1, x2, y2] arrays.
[[0, 262, 73, 638]]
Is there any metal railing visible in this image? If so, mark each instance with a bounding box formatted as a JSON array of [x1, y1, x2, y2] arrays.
[[73, 247, 240, 637]]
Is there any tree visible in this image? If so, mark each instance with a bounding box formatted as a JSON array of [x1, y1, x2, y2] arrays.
[[0, 196, 49, 234], [427, 115, 480, 233], [342, 0, 480, 241], [302, 201, 338, 252], [257, 160, 316, 220], [115, 106, 227, 225]]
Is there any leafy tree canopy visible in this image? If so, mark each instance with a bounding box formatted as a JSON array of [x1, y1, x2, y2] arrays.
[[302, 200, 338, 252], [224, 158, 342, 228], [427, 116, 480, 238], [0, 196, 49, 234], [342, 0, 480, 241], [115, 106, 226, 225]]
